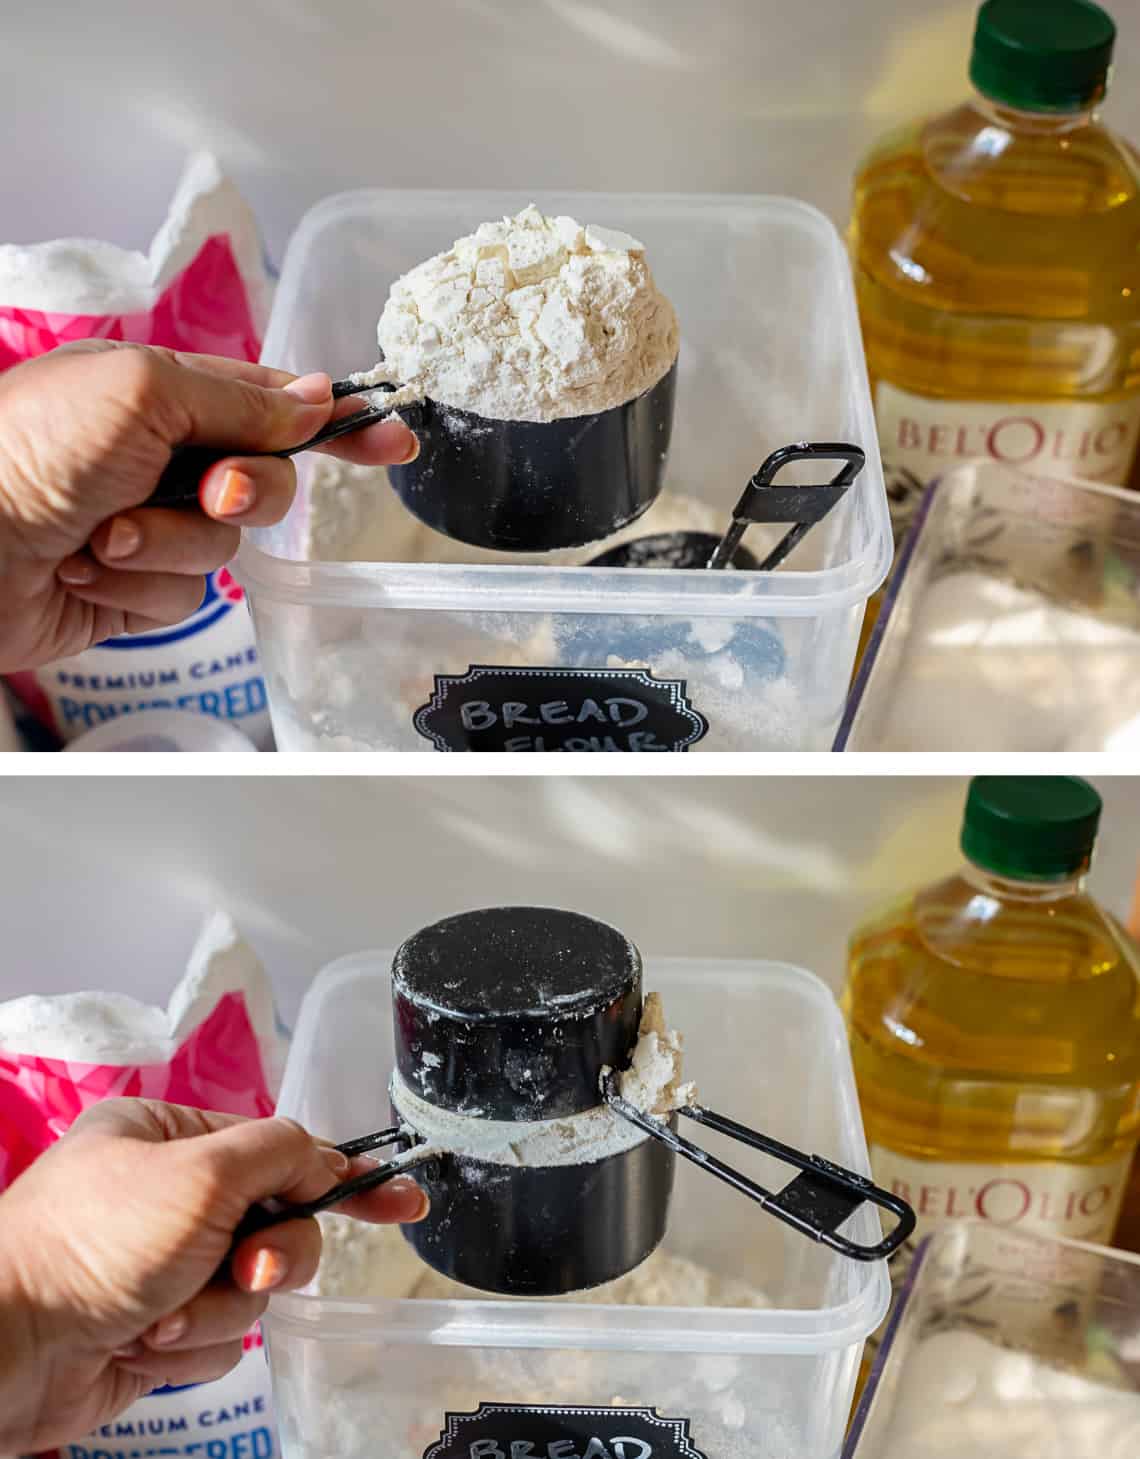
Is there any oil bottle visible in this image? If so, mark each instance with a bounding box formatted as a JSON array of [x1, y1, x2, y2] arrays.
[[848, 0, 1140, 563], [842, 776, 1140, 1269]]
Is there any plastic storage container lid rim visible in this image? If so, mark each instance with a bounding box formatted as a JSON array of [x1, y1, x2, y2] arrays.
[[272, 952, 889, 1354], [265, 1279, 890, 1355], [235, 542, 891, 616]]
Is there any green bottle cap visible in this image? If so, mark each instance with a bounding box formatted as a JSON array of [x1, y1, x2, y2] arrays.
[[970, 0, 1116, 113], [961, 777, 1103, 880]]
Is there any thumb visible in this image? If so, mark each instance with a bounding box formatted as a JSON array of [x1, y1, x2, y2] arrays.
[[152, 354, 335, 454], [184, 1115, 349, 1219]]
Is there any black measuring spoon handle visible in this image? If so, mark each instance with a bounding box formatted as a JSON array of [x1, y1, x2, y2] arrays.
[[602, 1074, 915, 1263]]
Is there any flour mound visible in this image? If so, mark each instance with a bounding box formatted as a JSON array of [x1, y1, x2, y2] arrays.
[[372, 204, 679, 423], [618, 990, 697, 1116]]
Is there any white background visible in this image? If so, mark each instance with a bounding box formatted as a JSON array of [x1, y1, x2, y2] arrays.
[[0, 775, 1136, 1020], [4, 0, 1139, 262]]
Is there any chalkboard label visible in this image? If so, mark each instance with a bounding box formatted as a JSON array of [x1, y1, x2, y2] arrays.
[[413, 665, 709, 753], [422, 1404, 708, 1459]]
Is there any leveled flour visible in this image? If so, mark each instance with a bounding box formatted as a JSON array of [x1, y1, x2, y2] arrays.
[[391, 991, 696, 1169], [363, 205, 678, 423]]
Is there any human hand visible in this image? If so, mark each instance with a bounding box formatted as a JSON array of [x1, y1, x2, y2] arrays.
[[0, 1098, 428, 1452], [0, 342, 419, 671]]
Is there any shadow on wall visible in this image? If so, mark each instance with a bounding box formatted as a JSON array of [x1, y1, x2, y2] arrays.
[[0, 776, 972, 1015]]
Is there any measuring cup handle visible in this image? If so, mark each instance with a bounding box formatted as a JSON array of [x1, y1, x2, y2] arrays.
[[143, 405, 400, 508], [603, 1075, 915, 1263], [709, 441, 866, 571], [226, 1127, 426, 1251]]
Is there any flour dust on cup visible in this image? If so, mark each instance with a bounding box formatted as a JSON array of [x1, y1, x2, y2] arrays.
[[232, 908, 914, 1295]]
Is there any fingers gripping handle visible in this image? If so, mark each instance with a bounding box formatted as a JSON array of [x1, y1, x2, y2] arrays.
[[144, 378, 406, 508], [227, 1126, 433, 1250]]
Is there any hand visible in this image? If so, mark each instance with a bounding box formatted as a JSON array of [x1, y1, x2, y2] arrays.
[[0, 342, 419, 671], [0, 1098, 428, 1452]]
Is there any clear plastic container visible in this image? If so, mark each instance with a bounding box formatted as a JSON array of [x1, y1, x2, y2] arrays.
[[267, 954, 889, 1459], [239, 190, 890, 752], [845, 1223, 1140, 1459], [836, 460, 1140, 751]]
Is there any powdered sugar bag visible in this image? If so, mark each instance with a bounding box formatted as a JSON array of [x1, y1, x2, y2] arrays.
[[0, 912, 288, 1459], [0, 154, 274, 747]]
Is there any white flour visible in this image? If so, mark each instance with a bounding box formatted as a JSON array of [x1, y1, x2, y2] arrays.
[[391, 992, 696, 1169], [876, 1329, 1140, 1459], [365, 204, 678, 423]]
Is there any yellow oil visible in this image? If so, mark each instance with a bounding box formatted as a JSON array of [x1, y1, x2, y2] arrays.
[[842, 866, 1140, 1178], [848, 96, 1140, 574]]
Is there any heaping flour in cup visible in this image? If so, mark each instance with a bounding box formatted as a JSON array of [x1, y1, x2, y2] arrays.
[[353, 205, 679, 425]]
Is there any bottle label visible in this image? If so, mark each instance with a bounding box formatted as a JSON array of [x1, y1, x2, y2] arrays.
[[875, 383, 1140, 543], [870, 1145, 1131, 1245]]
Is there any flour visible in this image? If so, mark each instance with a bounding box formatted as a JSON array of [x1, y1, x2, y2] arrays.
[[390, 991, 695, 1169], [613, 991, 696, 1116], [365, 205, 678, 424], [863, 570, 1140, 752], [876, 1329, 1140, 1459]]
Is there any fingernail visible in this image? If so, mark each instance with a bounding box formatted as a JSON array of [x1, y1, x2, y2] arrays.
[[283, 371, 333, 405], [321, 1145, 351, 1177], [397, 430, 420, 464], [149, 1312, 188, 1348], [388, 1176, 430, 1222], [249, 1246, 290, 1293], [113, 1342, 143, 1360], [104, 517, 143, 560], [58, 557, 97, 586], [211, 468, 257, 518]]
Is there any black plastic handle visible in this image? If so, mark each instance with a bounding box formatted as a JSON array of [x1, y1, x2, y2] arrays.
[[227, 1125, 433, 1248], [603, 1075, 915, 1262], [709, 441, 866, 571], [145, 377, 407, 508]]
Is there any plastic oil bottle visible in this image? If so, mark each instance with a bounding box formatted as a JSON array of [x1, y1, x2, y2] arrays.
[[842, 777, 1140, 1273], [848, 0, 1140, 571]]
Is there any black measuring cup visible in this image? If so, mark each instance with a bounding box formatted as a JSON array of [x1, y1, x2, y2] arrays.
[[386, 363, 677, 553], [233, 907, 914, 1296], [144, 364, 677, 555], [588, 442, 865, 571]]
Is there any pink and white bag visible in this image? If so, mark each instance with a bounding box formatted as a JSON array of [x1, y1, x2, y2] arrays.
[[0, 154, 275, 748]]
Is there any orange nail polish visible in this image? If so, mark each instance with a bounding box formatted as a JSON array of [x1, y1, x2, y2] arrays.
[[213, 468, 256, 518], [249, 1247, 289, 1293]]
